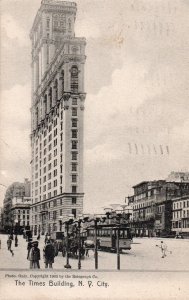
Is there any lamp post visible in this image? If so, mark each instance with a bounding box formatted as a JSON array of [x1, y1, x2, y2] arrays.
[[14, 218, 18, 247], [75, 214, 90, 270], [64, 214, 74, 269]]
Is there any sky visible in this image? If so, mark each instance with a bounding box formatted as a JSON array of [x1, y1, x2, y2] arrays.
[[0, 0, 189, 213]]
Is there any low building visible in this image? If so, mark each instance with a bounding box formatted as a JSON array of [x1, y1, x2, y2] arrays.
[[128, 180, 189, 237], [171, 195, 189, 237]]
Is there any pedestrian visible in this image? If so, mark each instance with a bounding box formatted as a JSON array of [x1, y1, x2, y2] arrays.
[[43, 240, 55, 268], [45, 233, 50, 244], [28, 241, 40, 269], [156, 240, 168, 258], [7, 237, 14, 256], [27, 238, 33, 259]]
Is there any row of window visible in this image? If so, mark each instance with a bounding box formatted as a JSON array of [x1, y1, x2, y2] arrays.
[[173, 201, 189, 209]]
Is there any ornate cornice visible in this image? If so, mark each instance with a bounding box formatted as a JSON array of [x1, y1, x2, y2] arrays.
[[79, 93, 86, 102], [63, 92, 71, 101]]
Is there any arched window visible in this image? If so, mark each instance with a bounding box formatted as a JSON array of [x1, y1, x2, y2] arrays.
[[61, 70, 64, 95], [49, 87, 52, 109], [68, 18, 72, 32], [71, 65, 78, 93], [54, 79, 58, 101], [44, 95, 47, 115], [36, 107, 39, 126]]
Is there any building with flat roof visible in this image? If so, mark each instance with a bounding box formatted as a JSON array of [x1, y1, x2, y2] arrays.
[[30, 0, 86, 235], [128, 180, 189, 237]]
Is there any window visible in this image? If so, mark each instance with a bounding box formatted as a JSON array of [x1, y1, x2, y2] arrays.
[[72, 186, 77, 193], [72, 152, 77, 161], [54, 128, 57, 137], [72, 108, 77, 116], [72, 98, 77, 105], [53, 199, 57, 207], [72, 119, 77, 127], [48, 144, 52, 151], [72, 197, 77, 205], [61, 70, 64, 94], [54, 159, 57, 167], [49, 88, 52, 109], [60, 209, 63, 216], [48, 173, 51, 180], [48, 182, 51, 190], [72, 141, 77, 149], [72, 163, 77, 172], [72, 208, 76, 218], [48, 153, 51, 161], [54, 139, 57, 147], [48, 134, 52, 142], [70, 65, 78, 93], [72, 175, 77, 182], [72, 130, 77, 138], [47, 18, 50, 29], [53, 211, 57, 220], [54, 169, 57, 177], [54, 180, 57, 187]]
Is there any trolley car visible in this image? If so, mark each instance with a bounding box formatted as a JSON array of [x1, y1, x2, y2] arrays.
[[81, 224, 132, 252]]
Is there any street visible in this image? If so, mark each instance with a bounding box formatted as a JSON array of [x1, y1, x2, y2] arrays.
[[0, 234, 189, 271]]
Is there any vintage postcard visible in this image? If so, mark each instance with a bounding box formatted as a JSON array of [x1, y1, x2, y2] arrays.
[[0, 0, 189, 299]]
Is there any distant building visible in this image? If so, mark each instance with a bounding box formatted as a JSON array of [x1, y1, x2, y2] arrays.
[[128, 180, 189, 237], [166, 172, 189, 182], [3, 179, 31, 232], [10, 197, 32, 233], [171, 195, 189, 237]]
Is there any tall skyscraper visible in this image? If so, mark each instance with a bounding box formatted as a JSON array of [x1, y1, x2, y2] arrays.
[[30, 0, 86, 235]]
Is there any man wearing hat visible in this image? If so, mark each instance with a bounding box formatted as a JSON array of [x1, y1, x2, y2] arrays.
[[27, 241, 41, 269]]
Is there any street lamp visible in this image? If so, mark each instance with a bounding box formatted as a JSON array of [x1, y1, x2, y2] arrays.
[[63, 214, 74, 269], [72, 214, 89, 270], [83, 214, 106, 270], [14, 219, 19, 247]]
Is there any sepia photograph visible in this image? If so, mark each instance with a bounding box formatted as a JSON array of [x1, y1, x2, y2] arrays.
[[0, 0, 189, 299]]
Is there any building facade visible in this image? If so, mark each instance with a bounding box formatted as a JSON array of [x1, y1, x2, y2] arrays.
[[3, 179, 31, 232], [171, 195, 189, 237], [30, 0, 86, 235], [128, 180, 189, 237], [10, 196, 32, 234]]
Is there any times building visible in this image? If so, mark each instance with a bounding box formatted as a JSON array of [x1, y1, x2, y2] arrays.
[[30, 0, 86, 235]]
